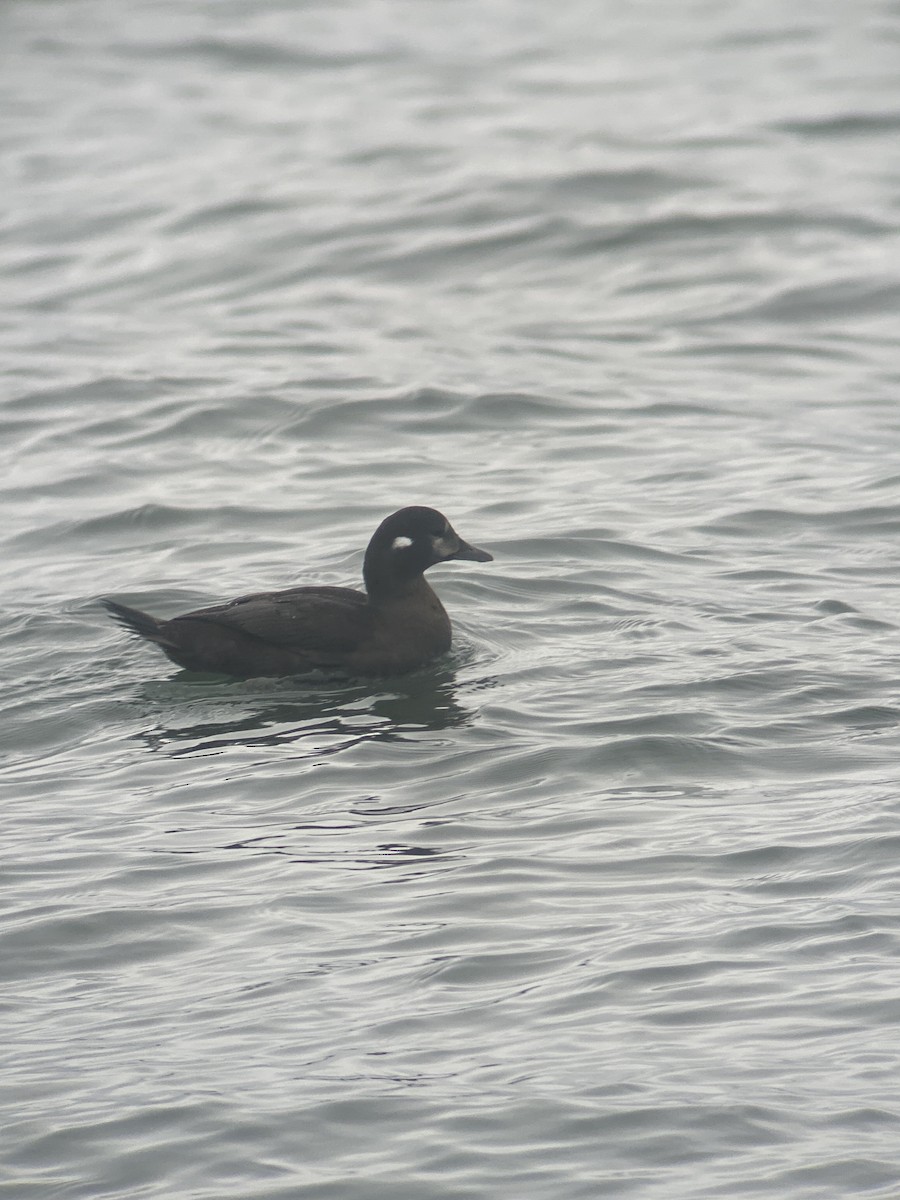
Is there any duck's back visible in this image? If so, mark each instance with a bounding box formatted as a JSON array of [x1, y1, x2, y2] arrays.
[[153, 581, 452, 676], [163, 585, 372, 675]]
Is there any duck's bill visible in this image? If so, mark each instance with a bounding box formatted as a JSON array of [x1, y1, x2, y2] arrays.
[[450, 539, 493, 563]]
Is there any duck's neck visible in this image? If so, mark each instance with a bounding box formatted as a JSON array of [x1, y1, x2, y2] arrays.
[[364, 563, 435, 605]]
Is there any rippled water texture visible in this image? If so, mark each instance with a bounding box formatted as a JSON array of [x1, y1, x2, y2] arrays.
[[4, 1, 900, 1197]]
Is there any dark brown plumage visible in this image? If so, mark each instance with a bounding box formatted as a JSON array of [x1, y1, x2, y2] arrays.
[[102, 506, 492, 677]]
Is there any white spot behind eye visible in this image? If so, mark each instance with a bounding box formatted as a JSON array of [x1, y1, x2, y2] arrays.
[[431, 534, 456, 557], [392, 535, 413, 551]]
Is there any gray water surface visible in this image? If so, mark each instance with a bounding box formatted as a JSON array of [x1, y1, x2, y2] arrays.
[[4, 1, 900, 1197]]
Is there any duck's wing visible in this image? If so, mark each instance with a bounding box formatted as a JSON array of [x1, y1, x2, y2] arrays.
[[172, 586, 371, 664]]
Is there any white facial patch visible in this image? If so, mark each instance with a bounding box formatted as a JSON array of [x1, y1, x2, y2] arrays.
[[392, 535, 413, 551], [431, 533, 457, 558]]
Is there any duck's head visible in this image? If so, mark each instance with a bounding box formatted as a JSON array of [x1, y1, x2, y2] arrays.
[[364, 506, 493, 594]]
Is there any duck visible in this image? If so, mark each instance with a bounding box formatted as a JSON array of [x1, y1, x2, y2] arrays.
[[102, 506, 493, 677]]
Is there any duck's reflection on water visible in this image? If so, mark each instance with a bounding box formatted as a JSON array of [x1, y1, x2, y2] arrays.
[[137, 664, 476, 757]]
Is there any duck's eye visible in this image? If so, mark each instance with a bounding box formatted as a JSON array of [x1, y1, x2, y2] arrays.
[[391, 535, 413, 551]]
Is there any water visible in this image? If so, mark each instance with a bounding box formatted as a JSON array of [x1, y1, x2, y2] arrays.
[[3, 0, 900, 1196]]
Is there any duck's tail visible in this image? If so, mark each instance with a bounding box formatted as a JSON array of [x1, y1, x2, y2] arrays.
[[101, 599, 167, 644]]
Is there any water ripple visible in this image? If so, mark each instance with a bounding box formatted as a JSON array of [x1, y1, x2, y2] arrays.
[[4, 1, 900, 1197]]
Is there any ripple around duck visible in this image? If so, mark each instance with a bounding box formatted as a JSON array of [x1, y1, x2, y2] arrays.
[[696, 503, 900, 537], [775, 112, 900, 138], [745, 276, 900, 324], [286, 387, 604, 439], [0, 905, 202, 983], [543, 165, 714, 204]]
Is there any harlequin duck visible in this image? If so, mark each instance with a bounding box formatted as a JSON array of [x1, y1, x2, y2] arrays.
[[102, 506, 492, 677]]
